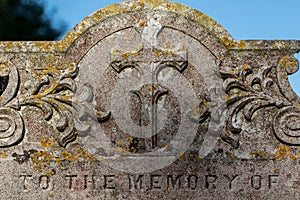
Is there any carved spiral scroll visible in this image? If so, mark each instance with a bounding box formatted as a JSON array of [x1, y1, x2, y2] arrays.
[[0, 108, 24, 147], [220, 55, 300, 148], [274, 106, 300, 145], [271, 56, 300, 145], [0, 61, 19, 106]]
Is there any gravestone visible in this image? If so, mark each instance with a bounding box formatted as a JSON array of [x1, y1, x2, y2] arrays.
[[0, 0, 300, 199]]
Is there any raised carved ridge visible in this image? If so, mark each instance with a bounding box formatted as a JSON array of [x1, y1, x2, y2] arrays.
[[220, 56, 300, 148], [0, 60, 24, 147], [0, 59, 110, 148]]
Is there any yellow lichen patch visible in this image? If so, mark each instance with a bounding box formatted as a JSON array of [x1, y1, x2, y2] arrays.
[[40, 137, 55, 148], [32, 151, 55, 171], [114, 141, 131, 153], [275, 145, 290, 161], [140, 0, 167, 8], [126, 137, 133, 143], [226, 153, 239, 160], [121, 8, 127, 13], [272, 40, 285, 50], [178, 153, 187, 160], [55, 157, 62, 165], [44, 169, 55, 177], [31, 80, 59, 99], [75, 148, 96, 162], [62, 150, 78, 162], [138, 20, 146, 27], [0, 61, 9, 71], [58, 96, 72, 102], [154, 49, 162, 57], [249, 151, 256, 158], [130, 3, 136, 10], [220, 37, 237, 49], [238, 40, 246, 49], [36, 41, 53, 51], [290, 155, 296, 161], [121, 51, 131, 59], [165, 2, 186, 12], [1, 152, 7, 158], [161, 143, 167, 148], [225, 95, 231, 102], [178, 153, 201, 161], [192, 167, 199, 173], [196, 13, 217, 31], [241, 64, 251, 70], [137, 1, 145, 8], [257, 151, 266, 157], [279, 56, 298, 69], [164, 49, 176, 55]]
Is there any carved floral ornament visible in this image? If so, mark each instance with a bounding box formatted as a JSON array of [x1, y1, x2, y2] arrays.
[[0, 0, 299, 151], [219, 56, 300, 148], [0, 59, 108, 148]]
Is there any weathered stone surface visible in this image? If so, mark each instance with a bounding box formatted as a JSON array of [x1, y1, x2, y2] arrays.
[[0, 0, 300, 199]]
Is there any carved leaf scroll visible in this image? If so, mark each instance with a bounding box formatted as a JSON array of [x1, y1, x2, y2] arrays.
[[0, 59, 109, 148], [0, 60, 24, 147], [220, 56, 300, 148], [11, 62, 111, 147]]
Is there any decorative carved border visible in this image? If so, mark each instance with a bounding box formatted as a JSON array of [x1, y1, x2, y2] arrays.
[[220, 56, 300, 148]]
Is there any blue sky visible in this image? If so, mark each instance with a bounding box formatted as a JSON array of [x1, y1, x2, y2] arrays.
[[44, 0, 300, 95]]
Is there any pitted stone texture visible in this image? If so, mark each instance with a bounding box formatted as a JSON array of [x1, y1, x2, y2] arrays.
[[0, 0, 299, 199]]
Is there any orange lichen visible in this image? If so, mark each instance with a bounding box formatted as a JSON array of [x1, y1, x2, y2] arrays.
[[192, 167, 200, 172], [249, 151, 256, 158], [32, 150, 55, 171], [220, 37, 237, 49], [55, 157, 62, 165], [225, 95, 231, 101], [44, 169, 55, 177], [241, 64, 251, 70], [75, 148, 96, 162], [290, 155, 296, 161], [279, 56, 298, 69], [40, 137, 55, 148], [161, 144, 167, 148], [275, 145, 290, 161], [165, 2, 186, 12], [62, 150, 78, 162], [140, 0, 167, 8], [138, 20, 146, 27], [121, 8, 127, 13], [114, 141, 131, 153], [137, 1, 145, 8], [155, 49, 162, 57], [121, 51, 131, 59], [178, 153, 201, 161], [130, 3, 136, 10], [1, 152, 7, 158], [226, 154, 239, 160], [237, 40, 246, 49], [126, 137, 133, 143], [257, 151, 266, 157], [272, 40, 285, 50]]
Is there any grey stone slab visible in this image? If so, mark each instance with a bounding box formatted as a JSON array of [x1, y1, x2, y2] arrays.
[[0, 0, 299, 199]]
